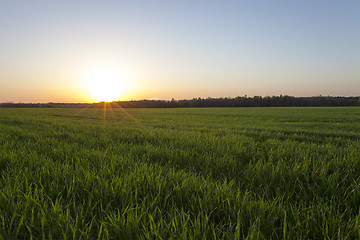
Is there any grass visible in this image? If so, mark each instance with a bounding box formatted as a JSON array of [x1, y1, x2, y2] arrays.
[[0, 106, 359, 239]]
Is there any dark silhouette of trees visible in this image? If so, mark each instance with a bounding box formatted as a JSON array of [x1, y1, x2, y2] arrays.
[[1, 96, 359, 108], [109, 96, 360, 108]]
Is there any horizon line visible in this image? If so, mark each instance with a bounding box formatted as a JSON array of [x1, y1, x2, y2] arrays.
[[1, 94, 360, 105]]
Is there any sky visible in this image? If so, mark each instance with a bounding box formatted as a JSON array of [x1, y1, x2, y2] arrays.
[[0, 0, 359, 103]]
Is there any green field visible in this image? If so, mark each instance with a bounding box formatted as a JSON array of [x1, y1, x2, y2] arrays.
[[0, 107, 359, 239]]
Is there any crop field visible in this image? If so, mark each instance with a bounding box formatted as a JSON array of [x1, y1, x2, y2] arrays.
[[0, 107, 359, 239]]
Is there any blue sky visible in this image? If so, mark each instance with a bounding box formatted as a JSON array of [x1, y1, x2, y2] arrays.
[[0, 0, 359, 102]]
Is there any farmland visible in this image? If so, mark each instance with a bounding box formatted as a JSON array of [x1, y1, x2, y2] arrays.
[[0, 107, 359, 239]]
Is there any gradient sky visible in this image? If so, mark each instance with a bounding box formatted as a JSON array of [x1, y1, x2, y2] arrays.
[[1, 0, 359, 102]]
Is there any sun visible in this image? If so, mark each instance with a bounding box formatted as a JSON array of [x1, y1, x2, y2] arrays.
[[83, 67, 128, 102]]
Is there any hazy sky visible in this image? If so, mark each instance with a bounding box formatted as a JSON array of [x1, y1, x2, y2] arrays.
[[1, 0, 359, 102]]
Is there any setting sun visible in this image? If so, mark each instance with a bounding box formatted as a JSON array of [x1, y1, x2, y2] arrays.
[[83, 67, 128, 102]]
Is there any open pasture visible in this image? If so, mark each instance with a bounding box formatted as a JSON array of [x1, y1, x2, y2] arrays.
[[0, 107, 359, 239]]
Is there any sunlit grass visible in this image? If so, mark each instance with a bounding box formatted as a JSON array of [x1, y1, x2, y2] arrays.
[[0, 107, 359, 239]]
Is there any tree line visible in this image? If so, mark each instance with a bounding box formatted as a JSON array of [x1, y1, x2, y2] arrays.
[[1, 95, 359, 108]]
